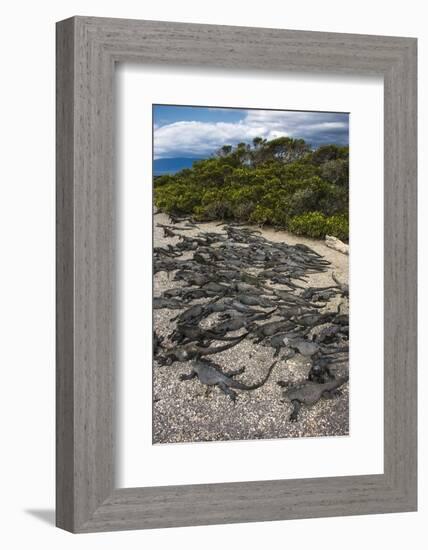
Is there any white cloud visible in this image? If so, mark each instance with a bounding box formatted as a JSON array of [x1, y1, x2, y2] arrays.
[[154, 109, 348, 159]]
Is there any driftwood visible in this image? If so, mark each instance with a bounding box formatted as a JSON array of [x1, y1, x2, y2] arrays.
[[325, 235, 349, 255]]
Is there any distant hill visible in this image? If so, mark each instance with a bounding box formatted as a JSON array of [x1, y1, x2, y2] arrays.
[[153, 157, 204, 176]]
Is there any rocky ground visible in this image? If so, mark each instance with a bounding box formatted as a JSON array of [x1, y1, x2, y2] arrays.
[[153, 212, 349, 444]]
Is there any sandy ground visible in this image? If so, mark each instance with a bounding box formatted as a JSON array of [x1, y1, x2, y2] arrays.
[[153, 212, 349, 444]]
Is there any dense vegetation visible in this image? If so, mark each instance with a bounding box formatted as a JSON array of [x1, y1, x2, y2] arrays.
[[154, 137, 349, 241]]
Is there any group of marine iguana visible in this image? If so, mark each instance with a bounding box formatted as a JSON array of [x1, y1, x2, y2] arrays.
[[153, 213, 349, 422]]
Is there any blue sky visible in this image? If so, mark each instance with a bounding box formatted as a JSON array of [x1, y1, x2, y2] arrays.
[[153, 105, 349, 160]]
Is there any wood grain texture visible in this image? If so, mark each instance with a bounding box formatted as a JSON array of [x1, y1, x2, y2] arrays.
[[56, 18, 75, 531], [56, 16, 417, 533]]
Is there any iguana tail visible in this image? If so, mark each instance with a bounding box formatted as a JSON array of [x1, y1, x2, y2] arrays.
[[199, 332, 248, 355], [332, 272, 349, 293], [231, 360, 278, 390], [331, 271, 341, 287], [251, 306, 279, 321], [204, 332, 250, 342], [323, 373, 349, 391]]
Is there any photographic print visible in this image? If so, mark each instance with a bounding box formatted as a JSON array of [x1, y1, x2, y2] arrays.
[[152, 104, 349, 444]]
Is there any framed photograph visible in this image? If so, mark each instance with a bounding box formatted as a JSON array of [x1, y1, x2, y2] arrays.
[[56, 16, 417, 532]]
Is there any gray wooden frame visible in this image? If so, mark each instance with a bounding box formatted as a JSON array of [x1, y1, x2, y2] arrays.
[[56, 16, 417, 533]]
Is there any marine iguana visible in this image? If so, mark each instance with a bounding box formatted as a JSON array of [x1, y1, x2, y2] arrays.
[[153, 297, 184, 310], [307, 361, 336, 384], [208, 316, 252, 335], [157, 222, 194, 230], [278, 374, 349, 421], [265, 332, 297, 357], [294, 243, 324, 258], [162, 226, 177, 238], [210, 307, 278, 336], [173, 271, 212, 287], [162, 288, 185, 298], [223, 299, 268, 315], [332, 272, 349, 297], [159, 332, 248, 365], [201, 281, 233, 294], [154, 245, 182, 258], [301, 286, 339, 301], [153, 259, 179, 274], [292, 312, 335, 328], [232, 282, 265, 295], [235, 294, 275, 308], [276, 306, 310, 321], [315, 324, 342, 344], [273, 289, 324, 308], [311, 289, 339, 302], [268, 274, 306, 290], [171, 297, 221, 324], [180, 359, 278, 401], [153, 331, 164, 356], [183, 288, 219, 301], [251, 320, 296, 342], [170, 324, 246, 345], [288, 339, 320, 357]]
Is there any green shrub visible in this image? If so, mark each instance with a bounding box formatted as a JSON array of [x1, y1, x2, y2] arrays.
[[288, 212, 328, 238], [234, 201, 256, 221], [311, 144, 349, 165], [288, 212, 349, 241], [154, 138, 349, 240], [320, 158, 349, 186], [324, 214, 349, 241], [249, 205, 274, 225], [198, 200, 233, 221]]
